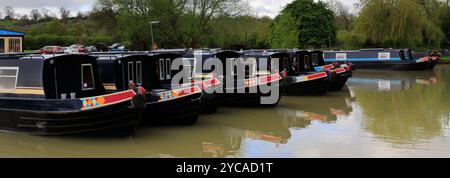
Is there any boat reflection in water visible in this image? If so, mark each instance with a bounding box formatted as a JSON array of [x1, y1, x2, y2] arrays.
[[347, 70, 438, 92]]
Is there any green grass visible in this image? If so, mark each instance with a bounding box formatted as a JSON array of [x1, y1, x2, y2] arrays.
[[0, 20, 16, 27], [441, 56, 450, 61]]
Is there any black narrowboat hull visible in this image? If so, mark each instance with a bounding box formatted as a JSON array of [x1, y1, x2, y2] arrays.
[[201, 92, 222, 114], [329, 69, 350, 91], [196, 77, 223, 114], [0, 94, 143, 137], [284, 75, 330, 96], [329, 74, 349, 91], [328, 61, 430, 71], [220, 74, 283, 107], [427, 59, 438, 70], [143, 88, 203, 125]]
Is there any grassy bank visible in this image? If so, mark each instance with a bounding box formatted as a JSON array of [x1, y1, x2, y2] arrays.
[[441, 56, 450, 61]]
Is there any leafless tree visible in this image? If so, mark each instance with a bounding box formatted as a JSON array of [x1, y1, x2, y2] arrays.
[[30, 9, 42, 22], [40, 8, 51, 18], [327, 0, 353, 31], [3, 6, 15, 20], [60, 7, 71, 20]]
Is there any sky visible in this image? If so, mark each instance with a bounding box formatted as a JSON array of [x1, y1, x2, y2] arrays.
[[0, 0, 359, 18]]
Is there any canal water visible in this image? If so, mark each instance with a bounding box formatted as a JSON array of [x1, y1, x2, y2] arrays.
[[1, 65, 450, 158]]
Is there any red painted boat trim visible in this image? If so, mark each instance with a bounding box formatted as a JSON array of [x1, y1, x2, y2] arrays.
[[333, 68, 346, 74], [80, 90, 136, 110], [322, 64, 335, 70], [193, 78, 221, 90], [245, 73, 282, 87], [158, 86, 202, 102], [306, 72, 328, 81]]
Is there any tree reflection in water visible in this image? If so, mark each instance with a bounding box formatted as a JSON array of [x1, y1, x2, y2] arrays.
[[348, 68, 450, 147]]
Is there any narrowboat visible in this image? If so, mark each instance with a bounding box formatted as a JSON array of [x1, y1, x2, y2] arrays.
[[214, 51, 283, 107], [407, 50, 437, 70], [279, 50, 330, 95], [152, 49, 223, 114], [0, 54, 146, 136], [426, 51, 439, 70], [95, 53, 204, 125], [310, 50, 352, 91], [323, 49, 431, 71]]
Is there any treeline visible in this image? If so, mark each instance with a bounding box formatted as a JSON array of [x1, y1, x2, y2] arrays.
[[0, 5, 116, 50], [96, 0, 271, 50], [271, 0, 449, 49], [0, 0, 449, 50]]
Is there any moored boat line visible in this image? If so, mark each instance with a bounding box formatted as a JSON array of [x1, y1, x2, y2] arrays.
[[0, 48, 435, 137]]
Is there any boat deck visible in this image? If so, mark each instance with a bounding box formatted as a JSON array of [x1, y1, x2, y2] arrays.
[[0, 87, 45, 95]]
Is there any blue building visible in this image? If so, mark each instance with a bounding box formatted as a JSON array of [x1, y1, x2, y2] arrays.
[[0, 29, 24, 53]]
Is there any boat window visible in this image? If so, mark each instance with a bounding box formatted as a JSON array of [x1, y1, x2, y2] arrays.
[[312, 54, 319, 66], [293, 57, 299, 71], [227, 58, 238, 75], [399, 50, 405, 60], [127, 62, 134, 84], [304, 55, 310, 69], [0, 39, 4, 53], [166, 59, 171, 80], [183, 58, 196, 78], [136, 61, 142, 85], [81, 64, 95, 91], [159, 59, 165, 80], [283, 57, 289, 71], [8, 38, 21, 53], [0, 67, 19, 92]]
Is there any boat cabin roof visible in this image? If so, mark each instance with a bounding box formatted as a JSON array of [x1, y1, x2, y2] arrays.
[[0, 54, 106, 99]]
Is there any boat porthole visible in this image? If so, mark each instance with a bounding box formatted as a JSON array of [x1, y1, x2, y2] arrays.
[[50, 60, 54, 65], [118, 60, 121, 64]]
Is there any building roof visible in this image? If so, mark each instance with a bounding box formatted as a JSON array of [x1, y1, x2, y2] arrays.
[[0, 29, 25, 36]]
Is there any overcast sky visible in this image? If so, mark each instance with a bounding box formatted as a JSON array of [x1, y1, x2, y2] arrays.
[[0, 0, 359, 18]]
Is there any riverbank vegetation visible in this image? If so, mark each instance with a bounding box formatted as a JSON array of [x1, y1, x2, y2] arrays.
[[0, 0, 448, 50]]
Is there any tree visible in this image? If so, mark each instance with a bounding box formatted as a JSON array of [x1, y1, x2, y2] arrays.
[[30, 9, 43, 22], [353, 0, 444, 48], [270, 11, 299, 48], [3, 6, 15, 20], [40, 8, 50, 19], [60, 7, 71, 21], [441, 4, 450, 46], [17, 15, 31, 25], [89, 0, 118, 35], [270, 0, 336, 48], [327, 0, 353, 31], [112, 0, 250, 50]]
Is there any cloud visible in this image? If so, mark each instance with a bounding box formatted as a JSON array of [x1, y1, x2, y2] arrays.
[[0, 0, 95, 17], [247, 0, 359, 18], [0, 0, 358, 18]]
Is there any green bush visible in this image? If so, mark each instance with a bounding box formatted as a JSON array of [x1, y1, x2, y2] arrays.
[[336, 30, 361, 50]]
